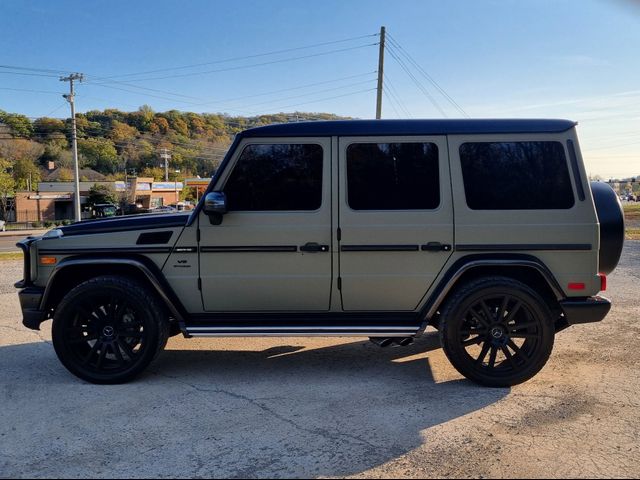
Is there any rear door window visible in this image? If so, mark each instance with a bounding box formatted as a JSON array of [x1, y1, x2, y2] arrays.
[[346, 142, 440, 210]]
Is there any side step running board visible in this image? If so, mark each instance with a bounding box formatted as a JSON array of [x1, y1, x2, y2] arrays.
[[185, 326, 420, 337]]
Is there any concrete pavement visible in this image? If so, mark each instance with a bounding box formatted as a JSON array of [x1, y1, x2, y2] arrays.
[[1, 244, 639, 478]]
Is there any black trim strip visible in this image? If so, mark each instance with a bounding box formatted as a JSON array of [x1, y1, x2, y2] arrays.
[[341, 245, 419, 252], [567, 139, 586, 201], [38, 247, 173, 255], [456, 244, 591, 252], [200, 245, 298, 253]]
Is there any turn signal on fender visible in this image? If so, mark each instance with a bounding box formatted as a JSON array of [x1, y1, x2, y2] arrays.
[[39, 256, 57, 265]]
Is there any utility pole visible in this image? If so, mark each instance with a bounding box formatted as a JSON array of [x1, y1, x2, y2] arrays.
[[160, 148, 171, 181], [60, 73, 84, 222], [376, 26, 386, 119]]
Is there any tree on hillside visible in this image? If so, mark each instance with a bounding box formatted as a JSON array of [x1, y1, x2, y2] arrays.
[[78, 137, 119, 174], [139, 166, 165, 181], [12, 157, 41, 190], [0, 111, 32, 138], [0, 158, 15, 221], [110, 120, 138, 144], [0, 139, 45, 189], [127, 105, 155, 132], [150, 117, 170, 135], [0, 138, 44, 162], [33, 117, 66, 136], [74, 116, 104, 138], [40, 133, 69, 168], [52, 167, 74, 182]]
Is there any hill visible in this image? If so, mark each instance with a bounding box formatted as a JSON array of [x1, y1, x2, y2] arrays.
[[0, 107, 349, 185]]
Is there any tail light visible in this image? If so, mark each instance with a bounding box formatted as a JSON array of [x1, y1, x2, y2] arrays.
[[598, 273, 607, 292]]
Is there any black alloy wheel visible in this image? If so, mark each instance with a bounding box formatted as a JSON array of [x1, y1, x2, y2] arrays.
[[440, 276, 555, 387], [52, 276, 169, 384]]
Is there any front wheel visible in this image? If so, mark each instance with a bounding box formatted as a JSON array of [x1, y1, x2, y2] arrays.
[[439, 276, 555, 387], [52, 276, 169, 384]]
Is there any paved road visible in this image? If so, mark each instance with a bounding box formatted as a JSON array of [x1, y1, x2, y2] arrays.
[[0, 235, 23, 252], [0, 243, 639, 478], [0, 231, 43, 252]]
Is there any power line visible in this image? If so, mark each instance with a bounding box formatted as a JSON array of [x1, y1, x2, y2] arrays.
[[383, 73, 412, 118], [383, 90, 402, 119], [98, 33, 379, 80], [0, 65, 70, 74], [228, 79, 377, 111], [0, 70, 61, 78], [251, 87, 376, 114], [43, 102, 69, 117], [384, 43, 447, 117], [88, 43, 379, 83], [0, 87, 65, 95], [386, 33, 469, 117], [86, 75, 379, 115], [169, 71, 377, 107]]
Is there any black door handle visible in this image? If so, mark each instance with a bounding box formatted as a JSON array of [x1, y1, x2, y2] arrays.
[[300, 242, 329, 253], [421, 242, 452, 252]]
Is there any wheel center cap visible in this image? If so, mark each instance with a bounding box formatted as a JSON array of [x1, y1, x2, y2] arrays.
[[490, 326, 504, 339], [102, 326, 115, 338]]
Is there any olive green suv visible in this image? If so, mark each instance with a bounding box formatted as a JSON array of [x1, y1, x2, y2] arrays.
[[15, 119, 624, 386]]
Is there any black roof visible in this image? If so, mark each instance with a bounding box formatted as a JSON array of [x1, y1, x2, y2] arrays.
[[241, 119, 577, 138]]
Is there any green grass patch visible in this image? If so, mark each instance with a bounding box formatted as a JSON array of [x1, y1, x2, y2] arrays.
[[0, 252, 24, 261]]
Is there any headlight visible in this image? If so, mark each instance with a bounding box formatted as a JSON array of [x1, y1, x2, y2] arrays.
[[43, 229, 64, 239]]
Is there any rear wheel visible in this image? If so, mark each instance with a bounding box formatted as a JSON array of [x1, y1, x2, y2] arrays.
[[52, 276, 169, 384], [439, 276, 555, 387]]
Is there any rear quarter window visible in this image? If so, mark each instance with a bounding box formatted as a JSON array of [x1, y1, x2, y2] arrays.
[[459, 141, 575, 210]]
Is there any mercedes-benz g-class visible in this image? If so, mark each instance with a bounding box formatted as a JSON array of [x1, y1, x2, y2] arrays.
[[15, 119, 624, 386]]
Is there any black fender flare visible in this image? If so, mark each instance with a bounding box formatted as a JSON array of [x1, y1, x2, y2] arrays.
[[40, 256, 188, 327], [418, 253, 565, 331]]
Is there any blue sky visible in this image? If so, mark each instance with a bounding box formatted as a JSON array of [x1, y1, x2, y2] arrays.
[[0, 0, 639, 177]]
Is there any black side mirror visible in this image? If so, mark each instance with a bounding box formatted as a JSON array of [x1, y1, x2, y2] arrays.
[[203, 191, 227, 225]]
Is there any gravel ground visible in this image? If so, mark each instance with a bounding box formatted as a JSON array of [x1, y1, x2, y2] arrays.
[[0, 243, 639, 478]]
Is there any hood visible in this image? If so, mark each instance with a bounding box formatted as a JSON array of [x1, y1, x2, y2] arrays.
[[59, 213, 190, 237]]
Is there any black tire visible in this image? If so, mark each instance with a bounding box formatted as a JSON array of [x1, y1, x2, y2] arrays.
[[439, 276, 555, 388], [52, 275, 169, 384]]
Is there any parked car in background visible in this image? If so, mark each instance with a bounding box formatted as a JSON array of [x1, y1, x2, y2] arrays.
[[150, 205, 177, 214], [90, 203, 118, 219], [0, 220, 5, 232]]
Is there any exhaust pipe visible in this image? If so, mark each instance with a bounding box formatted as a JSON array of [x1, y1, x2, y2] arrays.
[[369, 337, 395, 348], [369, 337, 414, 347]]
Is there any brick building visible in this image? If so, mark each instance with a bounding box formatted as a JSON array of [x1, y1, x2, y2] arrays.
[[13, 179, 183, 223]]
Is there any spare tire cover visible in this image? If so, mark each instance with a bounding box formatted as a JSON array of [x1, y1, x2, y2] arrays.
[[591, 182, 625, 275]]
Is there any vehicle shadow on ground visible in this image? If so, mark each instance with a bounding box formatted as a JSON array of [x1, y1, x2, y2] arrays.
[[0, 333, 509, 478]]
